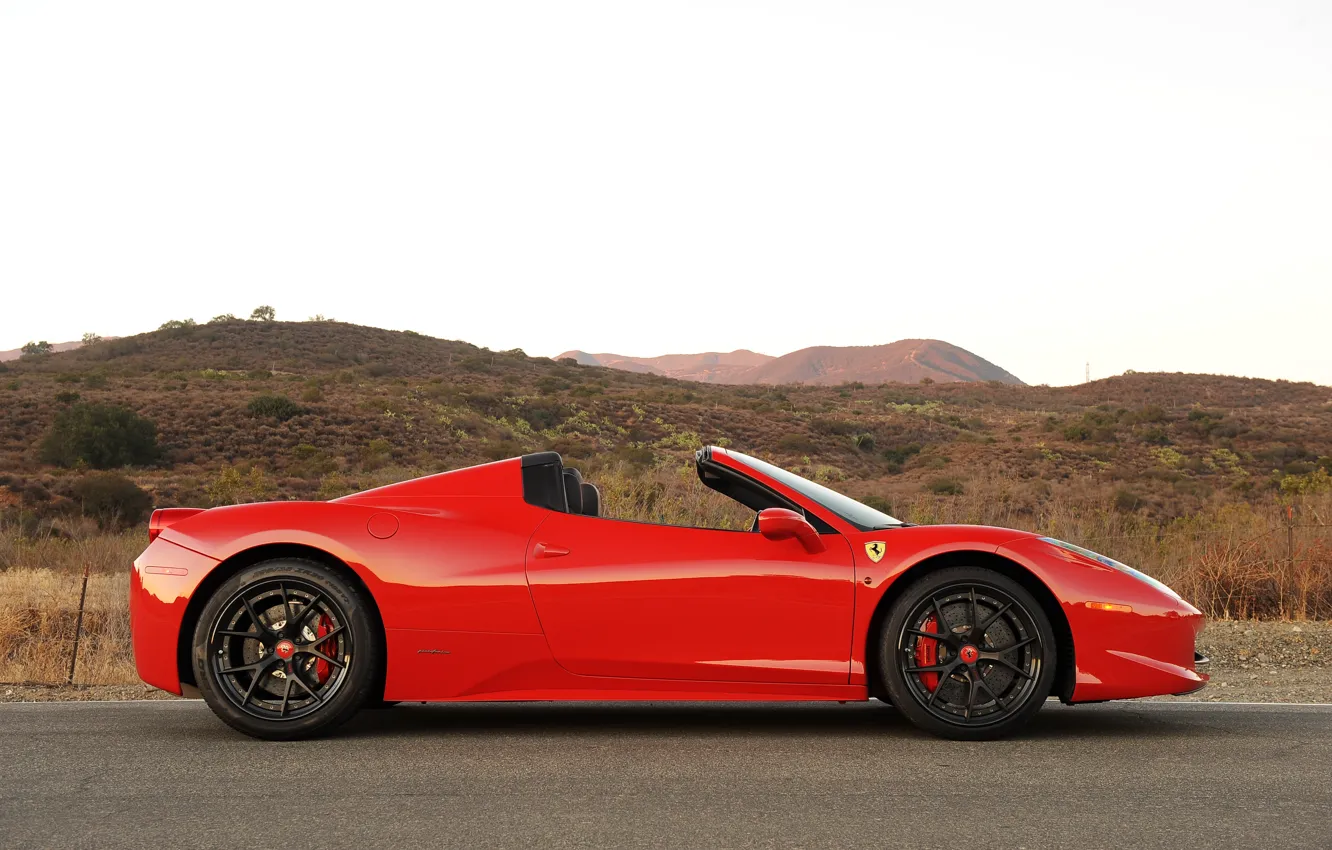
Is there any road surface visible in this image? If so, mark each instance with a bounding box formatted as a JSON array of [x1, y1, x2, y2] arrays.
[[2, 700, 1329, 849]]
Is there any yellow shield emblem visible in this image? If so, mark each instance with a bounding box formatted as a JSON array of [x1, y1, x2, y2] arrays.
[[864, 541, 886, 563]]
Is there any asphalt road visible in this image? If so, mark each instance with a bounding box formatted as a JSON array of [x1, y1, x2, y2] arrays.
[[2, 700, 1330, 850]]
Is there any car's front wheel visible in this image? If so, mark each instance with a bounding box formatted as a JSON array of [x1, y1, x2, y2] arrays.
[[192, 558, 380, 740], [879, 566, 1057, 740]]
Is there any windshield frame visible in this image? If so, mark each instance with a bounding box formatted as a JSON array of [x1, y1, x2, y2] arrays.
[[719, 448, 904, 531]]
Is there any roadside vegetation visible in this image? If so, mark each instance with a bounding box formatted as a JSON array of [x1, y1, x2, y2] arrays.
[[2, 319, 1331, 684]]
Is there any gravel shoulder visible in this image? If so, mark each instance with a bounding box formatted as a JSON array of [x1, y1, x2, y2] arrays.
[[1154, 618, 1332, 703], [4, 619, 1330, 704]]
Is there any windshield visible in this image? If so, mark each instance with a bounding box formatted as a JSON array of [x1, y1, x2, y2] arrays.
[[727, 450, 903, 530]]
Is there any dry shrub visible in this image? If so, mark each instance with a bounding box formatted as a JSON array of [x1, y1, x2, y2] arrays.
[[0, 522, 143, 574], [592, 461, 753, 530]]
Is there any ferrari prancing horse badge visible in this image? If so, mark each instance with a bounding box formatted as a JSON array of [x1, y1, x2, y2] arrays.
[[864, 541, 886, 563]]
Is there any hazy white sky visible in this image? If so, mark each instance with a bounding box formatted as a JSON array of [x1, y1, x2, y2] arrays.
[[2, 1, 1330, 386]]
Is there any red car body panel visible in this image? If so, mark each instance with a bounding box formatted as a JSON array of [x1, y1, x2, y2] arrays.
[[130, 449, 1206, 706], [526, 511, 856, 684]]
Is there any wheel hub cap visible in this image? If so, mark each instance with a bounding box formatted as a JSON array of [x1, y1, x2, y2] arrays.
[[960, 644, 979, 664], [274, 639, 295, 660]]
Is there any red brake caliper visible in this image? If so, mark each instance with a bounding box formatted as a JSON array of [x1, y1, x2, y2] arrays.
[[314, 615, 334, 684], [915, 614, 941, 692]]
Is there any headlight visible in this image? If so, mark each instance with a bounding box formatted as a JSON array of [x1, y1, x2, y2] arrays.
[[1039, 537, 1181, 601]]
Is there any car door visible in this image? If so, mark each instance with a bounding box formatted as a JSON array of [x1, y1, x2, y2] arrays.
[[524, 511, 856, 684]]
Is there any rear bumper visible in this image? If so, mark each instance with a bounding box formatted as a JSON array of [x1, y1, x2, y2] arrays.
[[130, 539, 220, 695]]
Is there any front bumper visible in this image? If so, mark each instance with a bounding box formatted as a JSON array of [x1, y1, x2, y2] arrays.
[[997, 536, 1208, 703]]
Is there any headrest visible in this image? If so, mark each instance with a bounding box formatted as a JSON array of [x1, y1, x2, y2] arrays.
[[562, 468, 583, 514], [580, 483, 600, 517]]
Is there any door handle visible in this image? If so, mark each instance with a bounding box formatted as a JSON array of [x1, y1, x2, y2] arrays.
[[534, 542, 570, 559]]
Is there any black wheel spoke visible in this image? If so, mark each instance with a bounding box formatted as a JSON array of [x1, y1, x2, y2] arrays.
[[974, 669, 1003, 706], [289, 670, 323, 704], [969, 588, 979, 634], [239, 668, 266, 707], [930, 596, 951, 634], [307, 625, 345, 646], [241, 596, 268, 634], [927, 666, 959, 706], [906, 628, 952, 645], [985, 657, 1034, 680], [280, 583, 295, 629], [299, 647, 345, 669], [297, 593, 325, 632], [219, 660, 267, 677], [904, 664, 952, 675], [216, 629, 262, 640], [991, 636, 1038, 654], [977, 602, 1012, 634], [279, 677, 293, 717]]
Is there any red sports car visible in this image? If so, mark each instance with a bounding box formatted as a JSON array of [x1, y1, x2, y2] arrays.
[[131, 447, 1207, 740]]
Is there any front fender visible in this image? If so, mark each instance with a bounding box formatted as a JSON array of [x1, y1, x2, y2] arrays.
[[996, 536, 1206, 701]]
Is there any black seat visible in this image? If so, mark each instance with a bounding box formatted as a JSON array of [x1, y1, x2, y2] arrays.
[[580, 482, 600, 517], [562, 469, 583, 514]]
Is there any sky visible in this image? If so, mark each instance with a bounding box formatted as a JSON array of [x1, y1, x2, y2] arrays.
[[2, 1, 1330, 386]]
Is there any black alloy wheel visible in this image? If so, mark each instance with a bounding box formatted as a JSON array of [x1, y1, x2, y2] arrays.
[[880, 566, 1057, 740], [193, 559, 380, 740]]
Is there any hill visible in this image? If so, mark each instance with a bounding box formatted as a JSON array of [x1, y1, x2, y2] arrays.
[[557, 339, 1023, 385], [1, 317, 1329, 526]]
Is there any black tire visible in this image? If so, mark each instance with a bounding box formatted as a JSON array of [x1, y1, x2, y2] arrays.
[[879, 566, 1057, 741], [192, 558, 381, 740]]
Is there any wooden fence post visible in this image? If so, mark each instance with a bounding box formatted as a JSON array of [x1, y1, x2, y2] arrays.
[[67, 564, 90, 685]]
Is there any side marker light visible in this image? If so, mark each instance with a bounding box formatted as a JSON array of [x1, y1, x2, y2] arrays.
[[1085, 601, 1132, 613]]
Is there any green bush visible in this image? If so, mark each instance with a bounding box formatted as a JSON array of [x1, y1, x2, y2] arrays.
[[1113, 488, 1142, 512], [778, 434, 817, 454], [39, 403, 160, 469], [881, 443, 922, 474], [247, 394, 305, 421], [924, 477, 964, 496], [861, 494, 895, 515], [70, 472, 153, 528]]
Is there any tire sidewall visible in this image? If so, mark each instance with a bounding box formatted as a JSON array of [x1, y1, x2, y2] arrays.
[[192, 558, 379, 740], [880, 566, 1058, 741]]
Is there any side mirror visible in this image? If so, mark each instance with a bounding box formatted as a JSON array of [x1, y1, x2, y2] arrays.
[[757, 507, 826, 554]]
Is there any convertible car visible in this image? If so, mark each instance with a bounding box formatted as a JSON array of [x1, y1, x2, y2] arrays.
[[131, 447, 1207, 740]]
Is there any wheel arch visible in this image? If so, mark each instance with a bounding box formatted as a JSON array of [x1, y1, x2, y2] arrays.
[[866, 549, 1076, 704], [176, 543, 388, 702]]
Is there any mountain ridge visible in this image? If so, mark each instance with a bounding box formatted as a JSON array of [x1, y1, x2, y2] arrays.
[[557, 339, 1024, 386]]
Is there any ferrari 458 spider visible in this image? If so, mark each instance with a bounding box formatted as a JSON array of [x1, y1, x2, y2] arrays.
[[131, 447, 1207, 740]]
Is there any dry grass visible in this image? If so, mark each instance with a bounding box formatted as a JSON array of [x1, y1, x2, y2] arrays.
[[0, 569, 134, 684]]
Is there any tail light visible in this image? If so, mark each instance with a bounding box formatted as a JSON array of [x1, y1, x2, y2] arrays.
[[148, 508, 204, 542]]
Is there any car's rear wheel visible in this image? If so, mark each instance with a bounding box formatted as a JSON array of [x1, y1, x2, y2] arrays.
[[192, 558, 380, 740], [879, 566, 1057, 740]]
